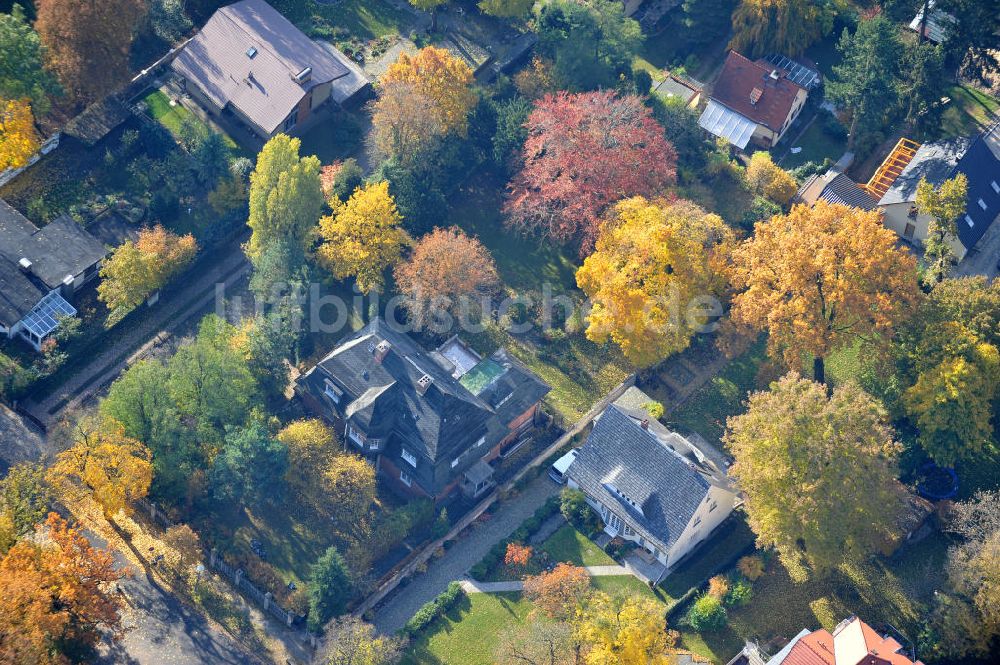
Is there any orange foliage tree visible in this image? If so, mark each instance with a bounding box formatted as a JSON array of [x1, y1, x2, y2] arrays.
[[0, 513, 123, 664], [523, 563, 591, 619], [504, 542, 533, 571], [728, 201, 921, 383], [394, 226, 500, 325], [35, 0, 147, 103], [379, 46, 476, 138]]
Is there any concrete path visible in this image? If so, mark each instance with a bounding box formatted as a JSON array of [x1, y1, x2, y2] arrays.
[[372, 472, 558, 633], [22, 237, 251, 428], [458, 564, 632, 594]]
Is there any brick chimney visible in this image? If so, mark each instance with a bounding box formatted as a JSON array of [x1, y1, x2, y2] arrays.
[[374, 340, 391, 364], [415, 374, 433, 396]]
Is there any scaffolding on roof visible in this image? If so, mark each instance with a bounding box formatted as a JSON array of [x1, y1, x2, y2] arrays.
[[863, 138, 922, 200]]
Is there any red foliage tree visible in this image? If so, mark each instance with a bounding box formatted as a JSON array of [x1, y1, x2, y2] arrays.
[[503, 91, 678, 255]]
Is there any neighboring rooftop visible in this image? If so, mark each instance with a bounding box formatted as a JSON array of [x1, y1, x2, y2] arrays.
[[760, 54, 821, 90], [797, 170, 878, 210], [908, 0, 955, 44], [568, 405, 730, 552], [0, 201, 107, 292], [0, 253, 47, 328], [710, 51, 805, 133], [877, 137, 971, 207], [172, 0, 350, 135], [770, 616, 924, 665], [652, 74, 701, 105], [876, 122, 1000, 250]]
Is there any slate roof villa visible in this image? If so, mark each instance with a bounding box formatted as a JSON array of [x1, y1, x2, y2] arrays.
[[0, 200, 107, 351], [171, 0, 369, 140], [565, 396, 739, 580], [296, 318, 550, 502]]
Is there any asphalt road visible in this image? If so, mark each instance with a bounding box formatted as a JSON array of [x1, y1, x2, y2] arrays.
[[87, 529, 256, 665]]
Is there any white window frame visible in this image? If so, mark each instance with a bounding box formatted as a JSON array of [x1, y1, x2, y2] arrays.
[[451, 457, 460, 468], [400, 469, 412, 487], [401, 448, 417, 468], [368, 438, 381, 451], [323, 379, 341, 404], [347, 425, 365, 447], [474, 436, 486, 448]]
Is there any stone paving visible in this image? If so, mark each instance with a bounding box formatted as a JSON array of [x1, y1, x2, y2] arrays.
[[372, 472, 558, 633]]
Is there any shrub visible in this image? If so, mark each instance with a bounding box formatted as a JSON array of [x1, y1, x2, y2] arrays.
[[687, 594, 728, 631], [737, 555, 765, 581], [725, 578, 753, 607], [707, 575, 730, 600], [561, 488, 599, 533], [402, 582, 465, 637]]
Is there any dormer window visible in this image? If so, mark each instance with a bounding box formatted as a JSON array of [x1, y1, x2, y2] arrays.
[[401, 448, 417, 467], [324, 379, 342, 404], [246, 46, 257, 58]]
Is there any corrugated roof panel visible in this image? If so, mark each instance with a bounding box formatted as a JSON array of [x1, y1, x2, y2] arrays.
[[698, 100, 757, 149]]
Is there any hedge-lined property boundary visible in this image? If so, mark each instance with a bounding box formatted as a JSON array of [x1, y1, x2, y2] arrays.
[[402, 582, 466, 638]]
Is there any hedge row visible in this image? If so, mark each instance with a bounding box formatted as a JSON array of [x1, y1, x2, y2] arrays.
[[469, 495, 561, 580], [402, 581, 465, 638]]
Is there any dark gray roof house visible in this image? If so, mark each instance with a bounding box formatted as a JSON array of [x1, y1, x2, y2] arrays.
[[876, 123, 1000, 254], [296, 318, 549, 500], [171, 0, 368, 139], [566, 405, 739, 573], [0, 200, 107, 349]]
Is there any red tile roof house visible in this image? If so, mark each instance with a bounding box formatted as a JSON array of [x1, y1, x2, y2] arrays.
[[727, 616, 925, 665], [170, 0, 369, 140], [699, 51, 809, 150]]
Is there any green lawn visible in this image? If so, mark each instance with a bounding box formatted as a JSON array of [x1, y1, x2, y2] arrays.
[[142, 89, 240, 153], [402, 592, 535, 665], [449, 170, 632, 421], [663, 339, 767, 447], [659, 517, 757, 604], [196, 495, 339, 587], [780, 118, 847, 169], [540, 525, 616, 567], [311, 0, 414, 40], [676, 170, 755, 228], [932, 84, 1000, 140]]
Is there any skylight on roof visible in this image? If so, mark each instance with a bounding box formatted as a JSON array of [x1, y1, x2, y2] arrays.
[[246, 46, 257, 58], [978, 198, 988, 210], [965, 215, 975, 228], [20, 291, 76, 338], [992, 181, 1000, 194]]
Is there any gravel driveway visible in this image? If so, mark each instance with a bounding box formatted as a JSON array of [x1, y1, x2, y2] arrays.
[[372, 473, 559, 634]]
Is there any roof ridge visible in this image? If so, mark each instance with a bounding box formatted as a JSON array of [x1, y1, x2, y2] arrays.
[[217, 1, 301, 76]]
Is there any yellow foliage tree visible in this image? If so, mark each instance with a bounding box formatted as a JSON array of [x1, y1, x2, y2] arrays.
[[573, 591, 677, 665], [0, 99, 38, 170], [744, 151, 798, 206], [98, 225, 197, 315], [728, 201, 921, 383], [316, 181, 409, 294], [576, 197, 733, 368], [903, 342, 1000, 467], [380, 46, 476, 137], [48, 418, 152, 520], [513, 57, 557, 100], [730, 0, 834, 58], [724, 374, 908, 580]]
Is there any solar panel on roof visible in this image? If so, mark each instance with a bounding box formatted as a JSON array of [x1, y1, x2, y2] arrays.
[[20, 291, 76, 338]]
